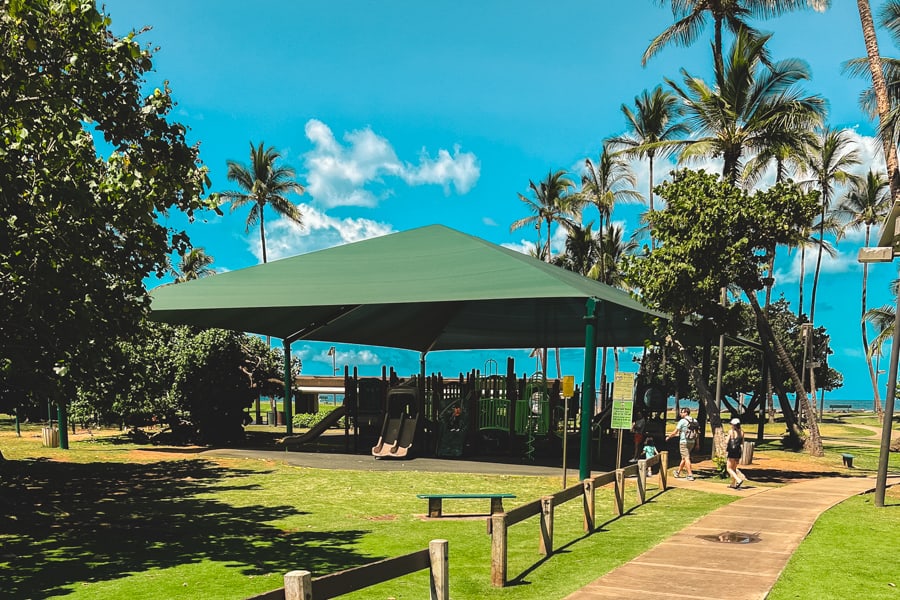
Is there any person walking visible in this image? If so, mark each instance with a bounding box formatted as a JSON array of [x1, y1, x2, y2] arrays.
[[666, 407, 696, 480], [726, 418, 746, 489], [630, 410, 647, 462]]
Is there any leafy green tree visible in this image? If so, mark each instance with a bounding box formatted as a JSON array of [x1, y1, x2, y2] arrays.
[[625, 169, 824, 454], [836, 170, 892, 414], [0, 0, 215, 448], [220, 142, 305, 265], [666, 30, 825, 185]]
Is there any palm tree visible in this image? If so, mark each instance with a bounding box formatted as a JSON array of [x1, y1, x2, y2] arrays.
[[510, 170, 576, 262], [172, 247, 215, 283], [666, 30, 825, 186], [800, 127, 861, 330], [836, 170, 892, 414], [644, 1, 831, 83], [854, 0, 900, 202], [608, 86, 686, 248], [577, 145, 642, 274], [558, 221, 602, 278], [220, 141, 305, 264], [511, 169, 576, 378], [594, 222, 639, 288], [791, 214, 840, 317]]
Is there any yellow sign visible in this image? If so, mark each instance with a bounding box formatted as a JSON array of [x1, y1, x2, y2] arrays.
[[562, 375, 575, 397], [612, 371, 635, 401]]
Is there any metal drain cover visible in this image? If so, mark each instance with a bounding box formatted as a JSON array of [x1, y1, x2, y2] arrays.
[[698, 531, 760, 544]]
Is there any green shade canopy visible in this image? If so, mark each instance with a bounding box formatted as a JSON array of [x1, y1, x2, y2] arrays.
[[150, 225, 667, 350]]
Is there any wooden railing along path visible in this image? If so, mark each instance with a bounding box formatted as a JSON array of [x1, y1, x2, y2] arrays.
[[490, 451, 668, 587]]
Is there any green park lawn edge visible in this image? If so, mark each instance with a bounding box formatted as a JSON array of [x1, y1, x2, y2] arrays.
[[2, 414, 898, 599]]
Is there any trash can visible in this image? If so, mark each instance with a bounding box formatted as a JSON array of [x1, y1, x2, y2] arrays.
[[42, 426, 59, 448], [740, 441, 754, 465]]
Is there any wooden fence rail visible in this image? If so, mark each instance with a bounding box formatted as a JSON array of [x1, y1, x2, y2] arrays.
[[248, 539, 449, 600], [490, 451, 668, 587]]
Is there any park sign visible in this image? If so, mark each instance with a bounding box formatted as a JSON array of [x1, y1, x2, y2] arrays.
[[610, 372, 635, 430]]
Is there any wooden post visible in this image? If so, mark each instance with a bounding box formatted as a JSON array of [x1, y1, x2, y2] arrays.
[[636, 459, 647, 504], [284, 570, 312, 600], [614, 468, 625, 516], [491, 514, 507, 587], [539, 496, 554, 555], [429, 539, 449, 600], [660, 450, 669, 491], [583, 478, 595, 532]]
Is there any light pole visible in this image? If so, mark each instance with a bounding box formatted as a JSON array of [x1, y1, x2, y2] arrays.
[[328, 346, 336, 405], [858, 245, 899, 507]]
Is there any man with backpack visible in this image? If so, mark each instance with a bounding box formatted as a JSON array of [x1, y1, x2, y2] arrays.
[[666, 407, 698, 481]]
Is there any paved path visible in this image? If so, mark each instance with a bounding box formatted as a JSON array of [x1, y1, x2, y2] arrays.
[[565, 475, 899, 600]]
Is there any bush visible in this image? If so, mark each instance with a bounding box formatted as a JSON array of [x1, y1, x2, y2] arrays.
[[293, 408, 344, 430]]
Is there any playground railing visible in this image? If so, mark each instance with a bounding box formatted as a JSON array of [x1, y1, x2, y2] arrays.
[[489, 451, 668, 587], [247, 539, 449, 600]]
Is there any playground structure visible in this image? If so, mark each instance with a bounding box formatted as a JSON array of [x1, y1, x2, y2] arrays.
[[280, 356, 670, 465]]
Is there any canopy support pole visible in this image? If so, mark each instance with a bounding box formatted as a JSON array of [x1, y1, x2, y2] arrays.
[[580, 298, 599, 481], [284, 339, 293, 435]]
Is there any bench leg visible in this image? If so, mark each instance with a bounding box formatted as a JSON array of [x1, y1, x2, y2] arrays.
[[490, 497, 504, 514], [428, 498, 443, 518]]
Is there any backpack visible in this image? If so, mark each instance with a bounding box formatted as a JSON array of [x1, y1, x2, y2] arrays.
[[684, 417, 700, 441]]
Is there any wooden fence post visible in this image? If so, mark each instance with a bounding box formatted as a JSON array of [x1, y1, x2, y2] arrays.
[[539, 496, 554, 555], [636, 459, 647, 504], [614, 468, 625, 516], [660, 450, 668, 491], [491, 514, 507, 587], [429, 539, 449, 600], [284, 570, 312, 600], [583, 478, 595, 532]]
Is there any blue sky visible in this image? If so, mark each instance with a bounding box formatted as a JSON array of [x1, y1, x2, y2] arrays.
[[105, 1, 899, 403]]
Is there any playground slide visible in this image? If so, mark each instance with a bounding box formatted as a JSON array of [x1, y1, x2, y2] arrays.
[[281, 405, 347, 446], [371, 414, 418, 458]]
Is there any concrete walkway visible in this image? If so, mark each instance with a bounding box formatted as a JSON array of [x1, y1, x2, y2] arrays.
[[565, 475, 898, 600]]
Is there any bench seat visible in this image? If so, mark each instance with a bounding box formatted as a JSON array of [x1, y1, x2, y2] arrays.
[[416, 493, 515, 518]]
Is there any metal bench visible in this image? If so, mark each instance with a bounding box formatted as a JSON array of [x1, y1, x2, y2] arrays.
[[416, 493, 515, 518], [829, 404, 852, 412]]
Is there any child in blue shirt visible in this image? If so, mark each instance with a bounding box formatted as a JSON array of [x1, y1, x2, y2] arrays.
[[643, 436, 658, 476]]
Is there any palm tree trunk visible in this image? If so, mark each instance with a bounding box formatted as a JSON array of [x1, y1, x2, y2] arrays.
[[809, 201, 827, 327], [861, 226, 884, 415], [259, 208, 268, 264], [648, 155, 656, 250], [798, 246, 806, 316], [744, 290, 824, 456], [668, 335, 727, 457], [857, 0, 900, 202]]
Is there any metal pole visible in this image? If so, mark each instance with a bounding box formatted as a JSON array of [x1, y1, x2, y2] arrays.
[[283, 339, 294, 435], [580, 298, 598, 481], [875, 290, 900, 507]]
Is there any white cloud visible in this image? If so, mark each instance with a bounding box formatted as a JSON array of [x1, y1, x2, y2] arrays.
[[302, 119, 480, 208], [249, 203, 394, 261], [482, 216, 497, 227], [776, 246, 859, 284]]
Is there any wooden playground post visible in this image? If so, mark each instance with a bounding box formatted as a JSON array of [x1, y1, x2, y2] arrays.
[[583, 478, 595, 532]]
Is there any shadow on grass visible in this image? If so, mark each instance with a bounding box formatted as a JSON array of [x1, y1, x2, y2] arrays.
[[0, 458, 375, 598]]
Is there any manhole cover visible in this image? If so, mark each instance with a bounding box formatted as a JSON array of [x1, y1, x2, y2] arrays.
[[698, 531, 760, 544]]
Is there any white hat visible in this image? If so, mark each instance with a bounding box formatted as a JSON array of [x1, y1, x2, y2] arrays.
[[730, 418, 741, 425]]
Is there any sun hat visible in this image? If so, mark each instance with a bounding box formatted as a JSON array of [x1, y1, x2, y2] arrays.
[[730, 418, 741, 425]]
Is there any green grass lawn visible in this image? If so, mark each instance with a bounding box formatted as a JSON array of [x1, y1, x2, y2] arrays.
[[0, 422, 731, 599], [3, 414, 899, 599]]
